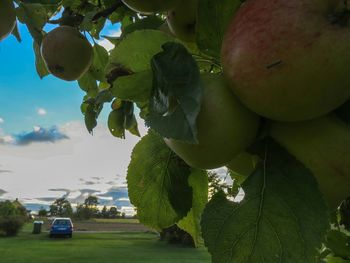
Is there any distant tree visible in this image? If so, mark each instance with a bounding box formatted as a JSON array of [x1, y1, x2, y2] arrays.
[[84, 196, 99, 208], [0, 200, 27, 236], [109, 206, 120, 219], [101, 205, 108, 218], [38, 207, 48, 217], [49, 198, 73, 217], [74, 196, 99, 220]]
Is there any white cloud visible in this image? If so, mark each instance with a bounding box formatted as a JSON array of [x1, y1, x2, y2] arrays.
[[37, 108, 47, 116], [0, 118, 4, 124], [0, 120, 147, 201], [97, 29, 121, 51]]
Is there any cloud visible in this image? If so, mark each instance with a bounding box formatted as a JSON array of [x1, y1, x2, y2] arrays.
[[82, 181, 96, 186], [37, 108, 47, 116], [0, 118, 4, 124], [97, 29, 121, 51], [0, 169, 12, 174], [0, 189, 7, 196], [12, 126, 69, 145]]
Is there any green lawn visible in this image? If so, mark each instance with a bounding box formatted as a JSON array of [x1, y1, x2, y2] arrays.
[[0, 231, 211, 263]]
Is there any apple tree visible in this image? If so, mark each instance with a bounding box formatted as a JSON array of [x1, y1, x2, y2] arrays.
[[1, 0, 350, 262]]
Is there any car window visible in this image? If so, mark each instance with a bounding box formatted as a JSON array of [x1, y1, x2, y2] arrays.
[[54, 219, 71, 226]]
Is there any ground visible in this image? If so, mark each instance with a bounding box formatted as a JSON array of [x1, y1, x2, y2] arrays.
[[0, 220, 211, 263]]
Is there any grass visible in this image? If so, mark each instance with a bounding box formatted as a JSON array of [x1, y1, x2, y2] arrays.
[[0, 231, 211, 263]]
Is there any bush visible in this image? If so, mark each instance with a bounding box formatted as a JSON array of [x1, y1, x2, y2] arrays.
[[0, 200, 27, 237]]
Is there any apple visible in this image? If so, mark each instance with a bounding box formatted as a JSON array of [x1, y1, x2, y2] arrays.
[[167, 0, 197, 42], [270, 115, 350, 209], [165, 73, 260, 170], [122, 0, 180, 14], [41, 26, 93, 81], [226, 152, 259, 184], [0, 0, 16, 41], [222, 0, 350, 121]]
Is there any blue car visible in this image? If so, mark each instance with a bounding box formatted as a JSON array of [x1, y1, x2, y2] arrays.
[[49, 218, 74, 238]]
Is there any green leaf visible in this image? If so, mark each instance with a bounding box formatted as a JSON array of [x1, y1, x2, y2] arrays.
[[11, 22, 21, 42], [326, 230, 350, 259], [108, 109, 125, 139], [78, 72, 98, 98], [146, 42, 202, 143], [196, 0, 241, 59], [177, 169, 208, 247], [326, 255, 350, 263], [33, 41, 49, 79], [16, 3, 48, 43], [111, 70, 153, 103], [84, 103, 98, 134], [122, 16, 164, 37], [127, 131, 193, 230], [109, 30, 175, 72], [201, 139, 329, 263], [90, 43, 109, 82]]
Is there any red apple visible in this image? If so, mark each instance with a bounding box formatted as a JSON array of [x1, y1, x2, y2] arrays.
[[222, 0, 350, 121]]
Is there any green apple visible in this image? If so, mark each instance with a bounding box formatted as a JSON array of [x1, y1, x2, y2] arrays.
[[226, 152, 259, 185], [122, 0, 180, 14], [41, 26, 93, 81], [167, 0, 196, 42], [165, 73, 260, 170], [0, 0, 16, 41], [222, 0, 350, 121], [270, 115, 350, 209]]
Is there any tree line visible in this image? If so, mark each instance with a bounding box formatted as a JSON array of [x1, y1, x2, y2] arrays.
[[38, 196, 126, 220]]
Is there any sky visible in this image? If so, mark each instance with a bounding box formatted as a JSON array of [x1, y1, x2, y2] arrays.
[[0, 20, 143, 207]]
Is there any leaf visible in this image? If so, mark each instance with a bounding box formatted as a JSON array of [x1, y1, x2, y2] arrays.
[[127, 131, 193, 230], [108, 109, 125, 139], [90, 43, 109, 82], [326, 255, 350, 263], [16, 3, 48, 43], [111, 70, 153, 103], [201, 139, 329, 263], [11, 22, 21, 42], [196, 0, 241, 59], [122, 16, 164, 37], [108, 101, 140, 139], [177, 169, 208, 247], [109, 30, 175, 72], [33, 41, 49, 79], [326, 230, 350, 259], [78, 72, 98, 98], [146, 42, 202, 143], [84, 103, 98, 134]]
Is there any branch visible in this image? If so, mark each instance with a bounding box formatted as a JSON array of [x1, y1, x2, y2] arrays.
[[92, 1, 124, 22]]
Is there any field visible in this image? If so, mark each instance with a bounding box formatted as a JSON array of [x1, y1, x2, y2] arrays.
[[0, 221, 211, 263]]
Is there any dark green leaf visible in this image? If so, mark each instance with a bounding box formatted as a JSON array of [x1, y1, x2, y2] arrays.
[[196, 0, 241, 59], [201, 139, 329, 263], [146, 42, 202, 143], [326, 230, 350, 259], [177, 169, 208, 247], [127, 131, 193, 230]]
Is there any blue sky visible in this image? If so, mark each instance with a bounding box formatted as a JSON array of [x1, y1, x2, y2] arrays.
[[0, 21, 144, 207]]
